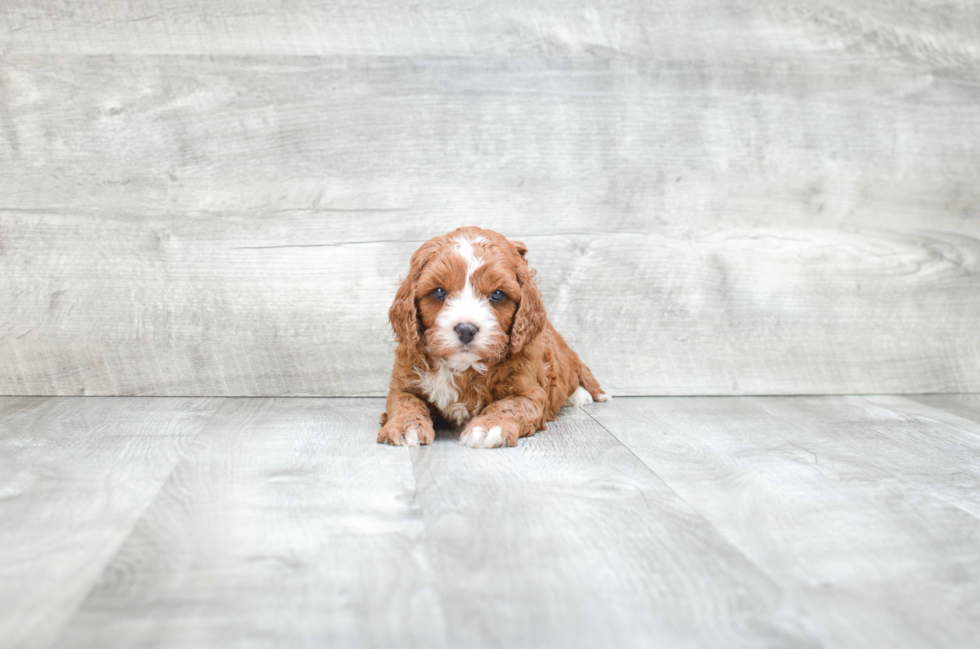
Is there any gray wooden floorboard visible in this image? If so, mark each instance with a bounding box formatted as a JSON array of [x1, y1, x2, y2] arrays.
[[909, 394, 980, 427], [588, 396, 980, 649], [7, 395, 980, 648], [51, 398, 445, 649], [409, 405, 823, 649], [48, 398, 826, 649], [0, 396, 221, 649], [785, 395, 980, 519]]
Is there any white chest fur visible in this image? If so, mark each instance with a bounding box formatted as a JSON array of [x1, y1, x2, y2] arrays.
[[415, 359, 484, 426]]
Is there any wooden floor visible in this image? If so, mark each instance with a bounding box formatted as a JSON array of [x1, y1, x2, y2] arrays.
[[2, 395, 980, 649]]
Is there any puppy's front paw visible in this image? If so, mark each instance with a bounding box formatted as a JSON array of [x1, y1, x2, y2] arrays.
[[460, 419, 518, 449], [378, 419, 434, 447]]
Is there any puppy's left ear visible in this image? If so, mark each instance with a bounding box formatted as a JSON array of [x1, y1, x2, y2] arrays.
[[509, 245, 546, 354]]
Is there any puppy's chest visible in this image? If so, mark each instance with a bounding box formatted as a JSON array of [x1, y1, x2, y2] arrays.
[[415, 364, 489, 426]]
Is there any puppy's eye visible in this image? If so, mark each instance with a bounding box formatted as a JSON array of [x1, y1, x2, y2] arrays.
[[489, 290, 505, 302], [431, 287, 447, 300]]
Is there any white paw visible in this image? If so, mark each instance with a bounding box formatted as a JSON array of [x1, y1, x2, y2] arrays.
[[459, 425, 506, 449], [596, 392, 612, 403], [401, 424, 420, 447], [564, 386, 594, 407], [459, 426, 486, 448], [483, 426, 505, 448]]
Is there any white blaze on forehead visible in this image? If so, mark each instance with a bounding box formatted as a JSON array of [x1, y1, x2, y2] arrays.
[[455, 236, 486, 282], [433, 236, 498, 354], [450, 235, 489, 305]]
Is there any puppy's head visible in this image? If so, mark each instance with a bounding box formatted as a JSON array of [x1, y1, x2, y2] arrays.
[[389, 227, 546, 366]]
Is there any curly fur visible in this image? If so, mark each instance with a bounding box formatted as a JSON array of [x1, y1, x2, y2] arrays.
[[378, 227, 609, 448]]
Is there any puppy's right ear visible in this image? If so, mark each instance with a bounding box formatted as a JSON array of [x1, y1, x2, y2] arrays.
[[389, 273, 420, 349], [389, 238, 442, 352]]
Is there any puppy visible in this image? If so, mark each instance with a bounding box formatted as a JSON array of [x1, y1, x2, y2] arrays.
[[378, 227, 609, 449]]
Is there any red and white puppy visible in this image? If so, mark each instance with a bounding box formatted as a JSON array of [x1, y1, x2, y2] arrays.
[[379, 227, 609, 448]]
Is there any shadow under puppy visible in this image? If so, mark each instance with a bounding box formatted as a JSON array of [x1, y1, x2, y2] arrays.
[[379, 227, 609, 449]]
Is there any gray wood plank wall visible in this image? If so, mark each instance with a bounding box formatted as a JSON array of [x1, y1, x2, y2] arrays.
[[1, 2, 979, 396]]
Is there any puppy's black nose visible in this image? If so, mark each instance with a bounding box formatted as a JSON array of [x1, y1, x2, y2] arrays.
[[454, 323, 479, 344]]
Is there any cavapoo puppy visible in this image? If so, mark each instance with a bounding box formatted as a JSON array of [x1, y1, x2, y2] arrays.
[[379, 227, 609, 449]]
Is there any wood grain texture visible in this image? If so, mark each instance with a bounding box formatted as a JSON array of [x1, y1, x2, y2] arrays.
[[53, 398, 826, 649], [5, 395, 980, 646], [410, 405, 823, 648], [53, 398, 445, 649], [2, 0, 979, 62], [1, 3, 979, 397], [589, 396, 980, 649], [2, 214, 978, 396], [910, 394, 980, 425], [0, 396, 220, 649], [761, 394, 980, 518]]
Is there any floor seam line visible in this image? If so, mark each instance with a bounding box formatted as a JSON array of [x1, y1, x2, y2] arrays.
[[847, 396, 980, 522], [43, 396, 229, 648], [581, 407, 782, 573], [405, 444, 456, 648], [897, 395, 980, 438], [580, 405, 832, 648], [750, 395, 980, 523]]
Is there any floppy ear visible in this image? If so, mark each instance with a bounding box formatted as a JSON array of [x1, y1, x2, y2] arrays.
[[389, 239, 441, 353], [389, 273, 420, 349], [509, 251, 547, 354]]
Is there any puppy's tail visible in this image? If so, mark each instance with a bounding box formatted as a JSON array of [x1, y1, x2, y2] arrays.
[[579, 362, 611, 402]]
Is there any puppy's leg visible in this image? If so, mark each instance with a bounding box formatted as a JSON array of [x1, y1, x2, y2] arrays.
[[460, 392, 546, 449], [378, 390, 434, 447], [578, 362, 611, 402], [564, 385, 594, 407]]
